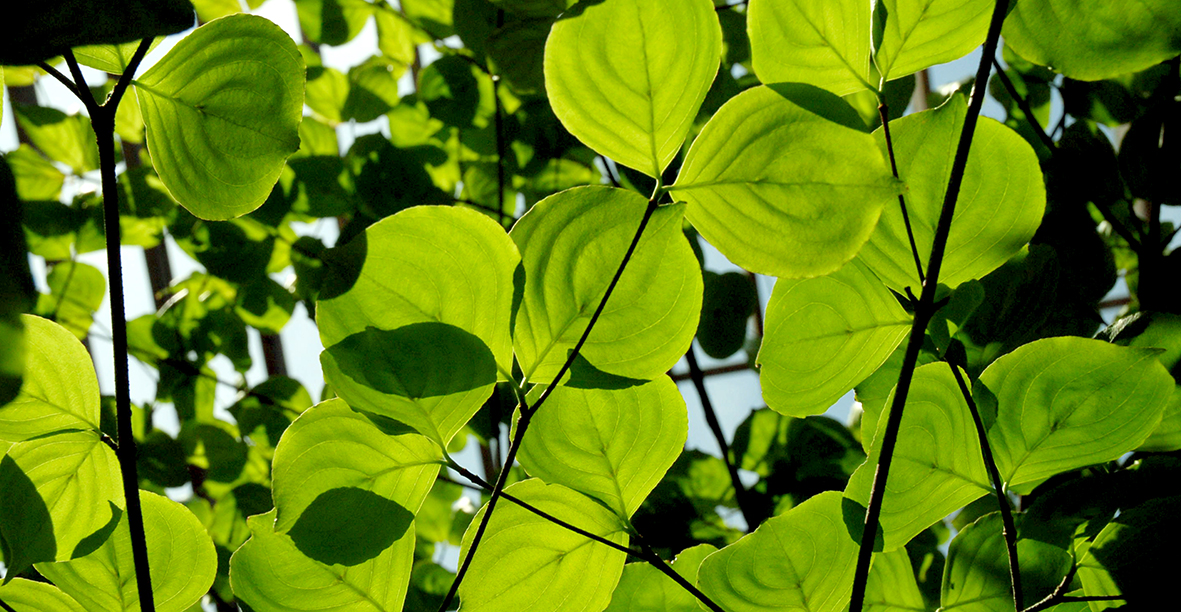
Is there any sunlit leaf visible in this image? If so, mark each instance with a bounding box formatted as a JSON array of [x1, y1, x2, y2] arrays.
[[0, 430, 123, 575], [857, 96, 1046, 294], [518, 377, 687, 518], [510, 186, 701, 383], [544, 0, 721, 176], [12, 104, 99, 175], [0, 316, 101, 445], [874, 0, 992, 82], [134, 13, 305, 220], [864, 548, 927, 612], [673, 85, 900, 279], [604, 544, 717, 612], [1004, 0, 1181, 80], [458, 479, 629, 612], [34, 262, 106, 339], [74, 38, 163, 75], [759, 259, 911, 417], [748, 0, 871, 95], [294, 0, 374, 46], [697, 491, 857, 612], [845, 363, 991, 552], [37, 491, 218, 612], [0, 579, 86, 612], [979, 337, 1174, 493]]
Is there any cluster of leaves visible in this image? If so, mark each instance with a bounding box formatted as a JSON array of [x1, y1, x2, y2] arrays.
[[0, 0, 1180, 611]]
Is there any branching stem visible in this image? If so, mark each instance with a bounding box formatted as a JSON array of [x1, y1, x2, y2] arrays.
[[847, 2, 1011, 609], [437, 199, 662, 612], [990, 58, 1056, 152], [61, 40, 158, 612]]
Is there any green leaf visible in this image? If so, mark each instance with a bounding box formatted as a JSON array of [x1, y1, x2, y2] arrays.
[[230, 507, 417, 612], [874, 0, 993, 82], [0, 316, 101, 445], [510, 187, 702, 383], [1076, 496, 1181, 609], [270, 399, 440, 544], [12, 104, 100, 175], [673, 85, 901, 279], [133, 13, 305, 220], [317, 205, 519, 381], [34, 262, 106, 339], [758, 259, 911, 417], [978, 337, 1175, 493], [0, 579, 86, 612], [697, 271, 756, 360], [294, 0, 374, 46], [544, 0, 721, 177], [697, 491, 857, 612], [864, 548, 928, 612], [518, 377, 687, 518], [7, 144, 66, 201], [858, 96, 1046, 294], [1003, 0, 1181, 81], [0, 0, 192, 66], [402, 0, 456, 39], [845, 363, 991, 552], [941, 513, 1072, 612], [604, 544, 717, 612], [74, 38, 163, 75], [748, 0, 872, 95], [37, 491, 217, 612], [457, 479, 629, 612], [0, 430, 123, 575]]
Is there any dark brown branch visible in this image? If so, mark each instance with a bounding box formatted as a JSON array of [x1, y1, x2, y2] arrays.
[[991, 58, 1056, 152], [847, 1, 1012, 609], [36, 61, 84, 100]]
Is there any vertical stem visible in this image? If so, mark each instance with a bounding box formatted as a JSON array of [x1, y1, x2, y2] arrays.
[[877, 101, 925, 286], [685, 344, 757, 529], [948, 362, 1023, 609], [847, 2, 1010, 610], [67, 41, 158, 612]]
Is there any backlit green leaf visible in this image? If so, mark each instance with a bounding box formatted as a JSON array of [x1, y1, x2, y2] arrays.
[[518, 377, 687, 518], [12, 104, 99, 175], [7, 145, 66, 201], [604, 544, 717, 612], [673, 85, 900, 279], [134, 13, 305, 220], [544, 0, 721, 176], [979, 337, 1175, 493], [0, 430, 123, 575], [270, 399, 440, 544], [294, 0, 374, 46], [858, 96, 1046, 294], [230, 508, 416, 611], [510, 187, 701, 383], [1003, 0, 1181, 81], [941, 513, 1072, 612], [317, 205, 519, 380], [458, 479, 629, 612], [74, 38, 163, 75], [864, 548, 928, 612], [758, 258, 911, 417], [1076, 496, 1181, 609], [37, 491, 217, 612], [697, 491, 857, 612], [748, 0, 872, 95], [34, 261, 106, 339], [874, 0, 992, 82], [845, 363, 991, 552], [0, 579, 86, 612], [0, 315, 100, 445]]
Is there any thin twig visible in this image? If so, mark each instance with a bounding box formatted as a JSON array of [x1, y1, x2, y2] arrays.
[[877, 101, 926, 286], [36, 61, 84, 99], [0, 598, 15, 612], [685, 344, 757, 530], [1093, 201, 1143, 250], [75, 40, 158, 612], [438, 199, 662, 612], [991, 58, 1056, 152], [847, 2, 1012, 610], [948, 362, 1023, 609], [62, 53, 100, 117]]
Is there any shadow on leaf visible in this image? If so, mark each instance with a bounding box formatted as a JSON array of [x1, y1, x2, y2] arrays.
[[287, 487, 414, 566]]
